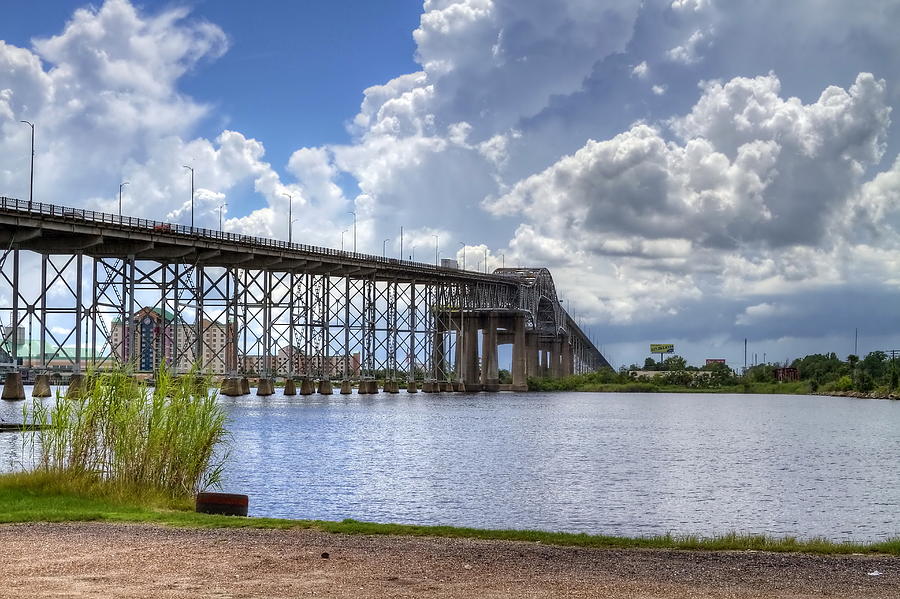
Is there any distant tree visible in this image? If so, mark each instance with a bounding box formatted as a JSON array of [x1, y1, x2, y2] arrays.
[[662, 355, 687, 371], [643, 357, 659, 371]]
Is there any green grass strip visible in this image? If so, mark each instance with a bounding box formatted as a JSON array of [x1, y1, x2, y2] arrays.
[[2, 472, 898, 555]]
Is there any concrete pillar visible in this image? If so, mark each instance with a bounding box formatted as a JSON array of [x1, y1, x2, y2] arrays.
[[256, 378, 275, 396], [512, 314, 527, 390], [551, 340, 562, 378], [366, 380, 378, 394], [66, 373, 86, 400], [386, 380, 399, 394], [300, 378, 315, 395], [1, 372, 25, 401], [540, 347, 549, 378], [283, 378, 297, 396], [526, 332, 539, 379], [482, 312, 500, 392], [240, 377, 250, 395], [463, 317, 480, 391], [317, 379, 333, 395], [220, 377, 242, 397], [422, 381, 434, 393], [432, 320, 446, 381], [406, 380, 418, 393], [437, 381, 449, 392], [562, 339, 574, 376], [32, 374, 52, 398], [340, 380, 352, 394]]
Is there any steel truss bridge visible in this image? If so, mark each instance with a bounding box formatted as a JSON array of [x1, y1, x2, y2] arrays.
[[0, 197, 609, 392]]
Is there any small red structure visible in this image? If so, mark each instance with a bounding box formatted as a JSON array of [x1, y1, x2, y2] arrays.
[[774, 367, 799, 382]]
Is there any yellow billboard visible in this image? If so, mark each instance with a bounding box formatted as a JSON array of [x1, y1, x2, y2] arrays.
[[650, 344, 675, 354]]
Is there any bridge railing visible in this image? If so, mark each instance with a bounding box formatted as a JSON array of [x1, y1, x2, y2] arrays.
[[0, 196, 513, 283]]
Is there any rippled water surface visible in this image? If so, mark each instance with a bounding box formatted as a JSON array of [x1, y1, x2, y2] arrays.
[[3, 389, 899, 541]]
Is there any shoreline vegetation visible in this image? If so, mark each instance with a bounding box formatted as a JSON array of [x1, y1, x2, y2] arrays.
[[1, 471, 898, 557], [527, 350, 900, 399]]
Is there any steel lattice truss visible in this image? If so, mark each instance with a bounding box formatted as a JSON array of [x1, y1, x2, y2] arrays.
[[0, 198, 610, 381]]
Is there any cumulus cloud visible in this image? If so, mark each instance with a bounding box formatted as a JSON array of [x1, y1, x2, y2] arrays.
[[4, 0, 900, 365]]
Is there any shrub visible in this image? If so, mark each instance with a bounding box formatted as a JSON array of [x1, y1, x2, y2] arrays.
[[24, 366, 228, 498]]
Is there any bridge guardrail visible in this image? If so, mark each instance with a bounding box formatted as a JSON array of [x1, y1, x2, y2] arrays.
[[0, 196, 516, 283]]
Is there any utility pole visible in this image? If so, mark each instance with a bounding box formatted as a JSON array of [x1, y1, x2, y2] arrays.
[[433, 235, 439, 266], [744, 338, 747, 374], [855, 328, 858, 356], [20, 120, 34, 209], [400, 226, 403, 260]]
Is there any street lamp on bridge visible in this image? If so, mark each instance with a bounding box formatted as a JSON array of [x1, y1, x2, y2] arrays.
[[341, 229, 348, 251], [382, 238, 390, 258], [182, 165, 194, 227], [458, 242, 466, 270], [218, 202, 227, 231], [20, 120, 34, 209], [433, 234, 439, 266], [347, 211, 357, 253], [282, 193, 293, 243], [118, 181, 129, 217]]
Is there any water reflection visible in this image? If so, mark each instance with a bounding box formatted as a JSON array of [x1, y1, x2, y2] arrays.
[[3, 387, 899, 541]]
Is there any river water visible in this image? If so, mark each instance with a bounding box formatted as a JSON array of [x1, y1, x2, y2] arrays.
[[2, 388, 899, 541]]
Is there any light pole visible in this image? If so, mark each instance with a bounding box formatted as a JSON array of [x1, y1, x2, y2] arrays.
[[458, 242, 466, 270], [433, 234, 439, 266], [347, 211, 357, 252], [20, 120, 34, 209], [484, 247, 488, 273], [501, 253, 505, 269], [410, 244, 415, 261], [282, 193, 293, 243], [218, 202, 227, 231], [118, 181, 129, 216], [341, 229, 348, 251], [182, 165, 194, 227], [382, 238, 390, 258], [400, 226, 403, 261]]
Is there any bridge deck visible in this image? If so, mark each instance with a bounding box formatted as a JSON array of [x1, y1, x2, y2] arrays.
[[0, 197, 517, 285]]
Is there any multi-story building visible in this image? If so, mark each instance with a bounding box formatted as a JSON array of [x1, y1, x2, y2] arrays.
[[110, 307, 235, 374], [241, 347, 360, 378]]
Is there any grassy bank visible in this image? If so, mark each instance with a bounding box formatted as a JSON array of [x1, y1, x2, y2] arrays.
[[529, 376, 811, 395], [2, 471, 898, 556]]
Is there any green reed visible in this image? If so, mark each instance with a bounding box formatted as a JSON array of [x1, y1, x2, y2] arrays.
[[24, 365, 229, 498]]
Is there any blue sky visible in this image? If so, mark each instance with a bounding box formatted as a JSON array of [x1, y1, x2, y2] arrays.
[[2, 0, 900, 368]]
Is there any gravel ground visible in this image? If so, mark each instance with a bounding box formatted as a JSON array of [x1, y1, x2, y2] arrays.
[[0, 522, 897, 598]]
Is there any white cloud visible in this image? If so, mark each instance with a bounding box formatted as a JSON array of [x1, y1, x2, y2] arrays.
[[632, 61, 649, 79]]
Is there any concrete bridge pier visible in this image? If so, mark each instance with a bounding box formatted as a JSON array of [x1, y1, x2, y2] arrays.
[[317, 379, 333, 395], [406, 380, 418, 393], [562, 339, 574, 376], [240, 377, 251, 395], [551, 340, 562, 378], [256, 378, 275, 396], [1, 372, 25, 400], [462, 319, 481, 392], [299, 378, 314, 395], [340, 380, 352, 394], [220, 377, 242, 397], [32, 374, 52, 398], [481, 312, 500, 392], [66, 373, 86, 399], [526, 332, 539, 380], [511, 314, 528, 391], [283, 378, 297, 396]]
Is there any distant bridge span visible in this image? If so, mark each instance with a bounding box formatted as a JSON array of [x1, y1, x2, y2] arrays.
[[0, 197, 609, 392]]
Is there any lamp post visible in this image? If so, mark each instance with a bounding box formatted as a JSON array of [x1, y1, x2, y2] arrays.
[[400, 226, 403, 261], [347, 211, 357, 253], [118, 181, 129, 216], [341, 229, 348, 251], [282, 193, 293, 243], [410, 244, 415, 261], [484, 247, 488, 273], [382, 238, 390, 258], [458, 242, 466, 270], [20, 120, 34, 209], [433, 234, 439, 266], [182, 165, 194, 227], [218, 202, 227, 231]]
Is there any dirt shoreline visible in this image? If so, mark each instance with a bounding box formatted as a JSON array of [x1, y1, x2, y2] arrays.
[[0, 522, 897, 598]]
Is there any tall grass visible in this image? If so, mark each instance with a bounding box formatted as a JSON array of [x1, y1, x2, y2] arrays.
[[24, 366, 229, 498]]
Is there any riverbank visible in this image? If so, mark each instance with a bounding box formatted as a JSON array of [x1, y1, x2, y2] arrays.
[[1, 522, 898, 598], [528, 379, 812, 395]]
